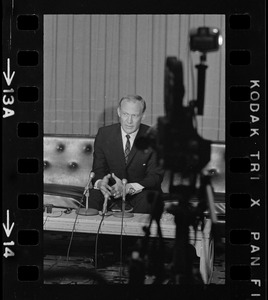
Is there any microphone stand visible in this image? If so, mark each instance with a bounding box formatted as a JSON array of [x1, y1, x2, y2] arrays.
[[113, 179, 134, 218], [76, 172, 99, 216], [112, 179, 130, 283], [99, 193, 113, 217]]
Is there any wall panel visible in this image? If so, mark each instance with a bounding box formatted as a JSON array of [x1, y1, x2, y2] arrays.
[[44, 14, 225, 141]]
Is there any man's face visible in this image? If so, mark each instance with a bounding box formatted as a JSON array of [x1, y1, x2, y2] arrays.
[[117, 100, 144, 134]]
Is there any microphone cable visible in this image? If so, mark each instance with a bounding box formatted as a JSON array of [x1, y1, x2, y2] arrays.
[[118, 179, 127, 283], [119, 205, 124, 282], [66, 171, 95, 262], [43, 216, 48, 227], [66, 205, 81, 262], [94, 212, 105, 269], [94, 193, 110, 270]]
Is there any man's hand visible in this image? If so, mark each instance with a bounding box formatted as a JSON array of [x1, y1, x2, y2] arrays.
[[98, 174, 113, 198], [111, 173, 123, 199], [125, 183, 133, 195]]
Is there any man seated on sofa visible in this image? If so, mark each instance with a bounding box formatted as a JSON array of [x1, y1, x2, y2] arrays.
[[87, 95, 164, 214]]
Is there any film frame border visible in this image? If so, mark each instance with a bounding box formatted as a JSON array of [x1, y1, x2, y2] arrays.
[[2, 0, 266, 299]]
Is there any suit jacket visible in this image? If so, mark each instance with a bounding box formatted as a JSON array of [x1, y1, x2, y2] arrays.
[[92, 123, 164, 190]]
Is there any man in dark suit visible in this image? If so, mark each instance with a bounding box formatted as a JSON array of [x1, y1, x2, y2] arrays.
[[88, 95, 164, 213]]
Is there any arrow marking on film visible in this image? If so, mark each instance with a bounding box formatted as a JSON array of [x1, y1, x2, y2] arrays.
[[3, 58, 15, 86], [2, 210, 15, 238]]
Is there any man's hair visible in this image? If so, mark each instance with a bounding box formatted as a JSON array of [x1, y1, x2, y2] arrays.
[[118, 95, 146, 113]]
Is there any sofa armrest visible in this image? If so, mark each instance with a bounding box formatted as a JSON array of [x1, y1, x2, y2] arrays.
[[44, 183, 84, 200]]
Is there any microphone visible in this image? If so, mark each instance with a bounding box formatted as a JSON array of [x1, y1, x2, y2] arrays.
[[122, 178, 127, 201], [76, 171, 99, 216], [102, 194, 109, 214], [114, 178, 134, 218], [83, 171, 95, 196], [99, 193, 112, 217]]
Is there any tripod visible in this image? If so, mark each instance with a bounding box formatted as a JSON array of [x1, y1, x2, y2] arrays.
[[128, 191, 166, 284], [166, 171, 217, 284]]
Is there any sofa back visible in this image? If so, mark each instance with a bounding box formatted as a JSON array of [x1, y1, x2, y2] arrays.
[[44, 134, 225, 193], [44, 134, 94, 187]]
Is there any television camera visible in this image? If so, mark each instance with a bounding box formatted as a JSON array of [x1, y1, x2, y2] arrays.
[[131, 27, 223, 284]]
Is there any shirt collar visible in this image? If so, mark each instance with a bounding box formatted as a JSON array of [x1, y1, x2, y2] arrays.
[[121, 127, 139, 140]]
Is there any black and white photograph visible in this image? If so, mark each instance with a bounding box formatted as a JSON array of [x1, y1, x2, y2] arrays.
[[43, 14, 226, 285], [2, 1, 266, 299]]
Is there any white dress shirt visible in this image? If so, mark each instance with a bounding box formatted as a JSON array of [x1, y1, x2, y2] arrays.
[[120, 127, 138, 151]]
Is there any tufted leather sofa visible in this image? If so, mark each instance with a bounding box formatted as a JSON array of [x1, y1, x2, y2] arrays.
[[44, 134, 95, 208], [43, 134, 225, 219]]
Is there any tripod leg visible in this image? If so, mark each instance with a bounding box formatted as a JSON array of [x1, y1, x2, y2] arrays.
[[208, 237, 215, 283], [204, 182, 217, 283], [205, 184, 217, 224], [199, 219, 214, 284]]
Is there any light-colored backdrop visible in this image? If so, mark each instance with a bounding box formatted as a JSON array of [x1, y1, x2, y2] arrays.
[[44, 14, 225, 141]]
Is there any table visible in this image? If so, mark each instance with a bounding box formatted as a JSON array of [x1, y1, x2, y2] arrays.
[[43, 208, 214, 283]]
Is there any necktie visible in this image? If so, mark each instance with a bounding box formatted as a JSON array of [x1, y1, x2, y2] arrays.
[[125, 134, 130, 163]]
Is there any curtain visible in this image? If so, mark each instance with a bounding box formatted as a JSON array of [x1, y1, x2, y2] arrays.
[[44, 14, 225, 141]]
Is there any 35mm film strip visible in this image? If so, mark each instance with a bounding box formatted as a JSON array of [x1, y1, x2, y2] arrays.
[[2, 0, 266, 299]]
